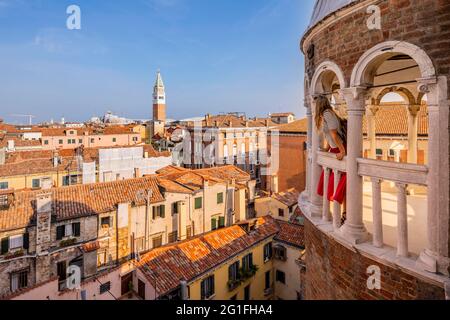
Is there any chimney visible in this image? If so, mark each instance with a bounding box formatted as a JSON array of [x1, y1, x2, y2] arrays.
[[41, 177, 53, 190], [53, 152, 59, 168], [180, 280, 189, 300], [144, 151, 149, 158], [7, 140, 15, 152], [134, 167, 142, 178], [0, 147, 5, 165], [178, 201, 188, 241], [265, 119, 270, 127], [36, 192, 53, 254], [271, 175, 279, 194], [245, 121, 249, 128]]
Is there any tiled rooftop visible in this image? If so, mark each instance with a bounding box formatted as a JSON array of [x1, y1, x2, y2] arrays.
[[0, 176, 164, 231], [274, 220, 305, 249], [274, 119, 308, 134], [135, 216, 280, 296], [271, 188, 300, 207]]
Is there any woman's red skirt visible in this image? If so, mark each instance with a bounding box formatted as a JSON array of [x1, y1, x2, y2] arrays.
[[317, 147, 346, 204]]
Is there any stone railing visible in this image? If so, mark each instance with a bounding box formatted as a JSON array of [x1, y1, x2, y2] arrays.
[[317, 151, 347, 230], [357, 158, 428, 257]]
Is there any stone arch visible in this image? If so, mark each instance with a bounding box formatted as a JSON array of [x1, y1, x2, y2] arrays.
[[351, 41, 436, 87], [310, 60, 347, 96], [373, 86, 416, 105]]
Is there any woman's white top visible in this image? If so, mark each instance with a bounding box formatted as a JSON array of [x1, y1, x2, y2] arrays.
[[322, 110, 341, 148]]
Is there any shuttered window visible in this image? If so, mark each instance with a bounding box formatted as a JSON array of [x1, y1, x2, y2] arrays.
[[194, 197, 202, 209], [217, 193, 224, 204], [200, 275, 215, 300], [228, 261, 239, 282], [218, 216, 225, 228], [263, 242, 273, 262], [152, 205, 166, 219]]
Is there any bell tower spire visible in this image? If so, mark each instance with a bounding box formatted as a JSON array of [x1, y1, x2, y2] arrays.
[[153, 70, 166, 122]]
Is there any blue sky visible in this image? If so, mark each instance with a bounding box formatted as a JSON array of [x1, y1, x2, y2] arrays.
[[0, 0, 315, 124]]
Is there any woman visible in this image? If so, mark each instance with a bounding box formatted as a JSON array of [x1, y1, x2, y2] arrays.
[[314, 95, 347, 223]]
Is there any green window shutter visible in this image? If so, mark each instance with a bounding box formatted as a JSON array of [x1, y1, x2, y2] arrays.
[[210, 276, 215, 295], [211, 218, 217, 230], [152, 206, 156, 220], [161, 205, 165, 218], [217, 193, 223, 204], [201, 280, 206, 300], [23, 233, 29, 250], [195, 197, 202, 209], [56, 226, 65, 240], [218, 216, 225, 228], [72, 222, 81, 237], [1, 237, 9, 254]]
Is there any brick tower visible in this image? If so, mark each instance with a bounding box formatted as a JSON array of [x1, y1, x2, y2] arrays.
[[152, 70, 166, 122]]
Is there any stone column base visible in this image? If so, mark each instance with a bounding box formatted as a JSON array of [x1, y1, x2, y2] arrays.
[[416, 250, 438, 273], [339, 222, 369, 245]]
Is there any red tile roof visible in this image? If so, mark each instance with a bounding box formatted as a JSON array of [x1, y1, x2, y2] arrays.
[[274, 220, 304, 249], [0, 176, 164, 231], [274, 119, 308, 134], [362, 104, 428, 136], [271, 188, 299, 207], [135, 216, 279, 296]]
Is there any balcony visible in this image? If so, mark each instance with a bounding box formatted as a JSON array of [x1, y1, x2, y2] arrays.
[[300, 148, 448, 283]]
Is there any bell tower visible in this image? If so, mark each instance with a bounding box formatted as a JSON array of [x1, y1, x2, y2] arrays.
[[153, 70, 166, 122]]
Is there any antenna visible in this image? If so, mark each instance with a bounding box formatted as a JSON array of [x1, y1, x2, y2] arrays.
[[9, 114, 36, 125]]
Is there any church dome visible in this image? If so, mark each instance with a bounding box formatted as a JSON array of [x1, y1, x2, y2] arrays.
[[308, 0, 358, 31]]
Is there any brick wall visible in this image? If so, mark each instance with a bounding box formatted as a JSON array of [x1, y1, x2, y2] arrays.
[[304, 218, 445, 300], [303, 0, 450, 272], [304, 0, 450, 96], [267, 133, 307, 193]]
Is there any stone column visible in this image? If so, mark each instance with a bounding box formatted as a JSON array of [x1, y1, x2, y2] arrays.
[[396, 182, 408, 257], [367, 105, 379, 159], [407, 104, 420, 163], [332, 170, 342, 230], [322, 167, 331, 221], [305, 98, 313, 198], [416, 76, 450, 275], [339, 87, 369, 244], [309, 96, 323, 217], [371, 178, 383, 248]]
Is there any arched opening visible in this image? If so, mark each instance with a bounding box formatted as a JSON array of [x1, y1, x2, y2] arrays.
[[350, 43, 437, 256]]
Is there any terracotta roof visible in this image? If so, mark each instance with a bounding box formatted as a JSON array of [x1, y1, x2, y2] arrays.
[[135, 216, 279, 296], [0, 137, 42, 148], [39, 125, 137, 137], [186, 114, 277, 129], [362, 104, 428, 136], [156, 165, 250, 192], [194, 165, 251, 185], [274, 118, 308, 134], [0, 157, 79, 177], [271, 112, 295, 117], [156, 165, 189, 175], [271, 188, 299, 207], [274, 220, 304, 249], [1, 144, 170, 177], [157, 177, 196, 194], [0, 176, 164, 231]]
